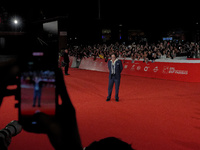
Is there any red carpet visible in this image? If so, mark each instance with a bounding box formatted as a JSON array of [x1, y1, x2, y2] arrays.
[[1, 68, 200, 150], [21, 87, 55, 115]]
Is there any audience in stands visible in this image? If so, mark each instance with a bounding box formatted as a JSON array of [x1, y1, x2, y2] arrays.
[[63, 40, 200, 63]]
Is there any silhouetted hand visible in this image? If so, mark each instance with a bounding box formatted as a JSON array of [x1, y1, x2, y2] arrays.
[[0, 55, 19, 106], [25, 69, 82, 150]]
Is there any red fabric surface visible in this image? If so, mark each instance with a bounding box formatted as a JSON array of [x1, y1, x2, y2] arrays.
[[1, 68, 200, 150], [79, 57, 200, 82]]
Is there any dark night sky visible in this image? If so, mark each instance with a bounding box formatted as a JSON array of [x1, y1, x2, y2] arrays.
[[1, 0, 200, 44], [1, 1, 200, 55], [1, 1, 199, 27]]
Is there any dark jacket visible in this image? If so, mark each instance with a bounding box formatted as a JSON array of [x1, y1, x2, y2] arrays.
[[108, 59, 123, 80], [64, 52, 69, 64]]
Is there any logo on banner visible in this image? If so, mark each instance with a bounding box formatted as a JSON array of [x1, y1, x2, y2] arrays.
[[169, 67, 175, 73], [124, 65, 128, 69], [137, 66, 141, 71], [162, 66, 188, 75], [153, 66, 159, 72], [130, 65, 135, 70], [163, 66, 169, 74], [144, 66, 150, 72]]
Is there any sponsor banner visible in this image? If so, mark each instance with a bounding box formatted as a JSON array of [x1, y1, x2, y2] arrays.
[[79, 57, 200, 82], [79, 57, 109, 72]]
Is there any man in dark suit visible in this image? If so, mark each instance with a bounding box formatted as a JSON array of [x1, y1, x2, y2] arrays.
[[106, 53, 123, 102], [32, 76, 43, 107], [64, 49, 70, 75]]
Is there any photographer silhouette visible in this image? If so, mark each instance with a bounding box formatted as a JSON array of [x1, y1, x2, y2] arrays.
[[25, 69, 83, 150], [0, 56, 82, 150], [0, 56, 134, 150]]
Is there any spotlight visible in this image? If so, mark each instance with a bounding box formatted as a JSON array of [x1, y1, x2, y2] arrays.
[[13, 19, 18, 24], [10, 16, 23, 31], [11, 17, 21, 26]]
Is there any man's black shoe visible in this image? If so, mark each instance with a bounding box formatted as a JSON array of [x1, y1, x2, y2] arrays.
[[106, 98, 110, 101], [115, 99, 119, 102], [65, 73, 70, 75]]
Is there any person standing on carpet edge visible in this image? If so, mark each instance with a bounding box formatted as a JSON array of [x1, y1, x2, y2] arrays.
[[64, 49, 70, 75], [107, 53, 123, 102]]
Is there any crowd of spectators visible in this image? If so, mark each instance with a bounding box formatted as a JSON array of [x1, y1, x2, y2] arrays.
[[63, 41, 200, 63]]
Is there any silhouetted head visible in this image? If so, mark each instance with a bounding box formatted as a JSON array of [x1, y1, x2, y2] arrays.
[[85, 137, 134, 150]]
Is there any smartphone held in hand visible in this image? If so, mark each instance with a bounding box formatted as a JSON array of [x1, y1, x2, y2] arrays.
[[19, 50, 58, 132]]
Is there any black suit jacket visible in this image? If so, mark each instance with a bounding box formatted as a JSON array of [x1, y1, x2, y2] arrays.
[[108, 59, 123, 80], [64, 52, 69, 64]]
